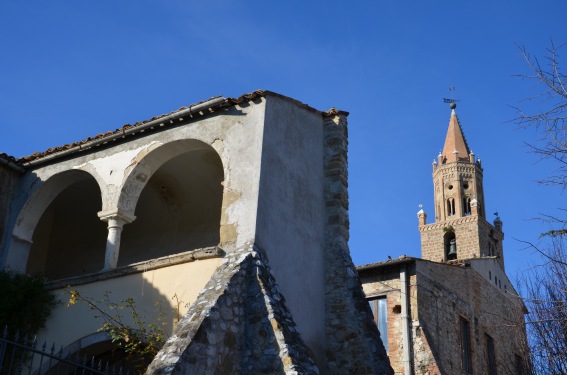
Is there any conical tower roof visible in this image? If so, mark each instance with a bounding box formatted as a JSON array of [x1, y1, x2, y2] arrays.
[[441, 108, 471, 163]]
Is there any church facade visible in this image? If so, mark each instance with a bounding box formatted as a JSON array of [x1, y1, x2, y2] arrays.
[[358, 105, 529, 375], [0, 91, 392, 374]]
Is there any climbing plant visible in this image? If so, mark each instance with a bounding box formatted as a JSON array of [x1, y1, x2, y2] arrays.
[[0, 271, 56, 337], [67, 290, 179, 374]]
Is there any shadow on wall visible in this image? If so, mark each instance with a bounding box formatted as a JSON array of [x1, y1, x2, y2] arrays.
[[18, 141, 224, 280], [47, 270, 185, 372], [27, 170, 107, 279], [120, 147, 223, 266]]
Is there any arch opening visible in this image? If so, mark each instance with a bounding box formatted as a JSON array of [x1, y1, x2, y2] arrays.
[[463, 196, 472, 216], [447, 198, 455, 216], [119, 146, 223, 266], [26, 171, 106, 279], [444, 231, 457, 261]]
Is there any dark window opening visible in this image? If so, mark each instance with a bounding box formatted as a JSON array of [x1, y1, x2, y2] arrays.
[[460, 318, 473, 374], [463, 196, 472, 216], [447, 198, 456, 216], [487, 334, 497, 375], [515, 354, 527, 375]]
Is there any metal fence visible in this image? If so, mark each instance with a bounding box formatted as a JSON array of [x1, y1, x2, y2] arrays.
[[0, 329, 127, 375]]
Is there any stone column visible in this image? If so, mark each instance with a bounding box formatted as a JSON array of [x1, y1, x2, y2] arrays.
[[98, 209, 136, 271]]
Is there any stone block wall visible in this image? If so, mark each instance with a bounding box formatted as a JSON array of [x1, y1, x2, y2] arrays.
[[323, 113, 392, 375], [146, 245, 320, 375]]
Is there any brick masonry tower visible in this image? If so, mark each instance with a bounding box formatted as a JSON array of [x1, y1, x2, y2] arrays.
[[418, 104, 505, 269]]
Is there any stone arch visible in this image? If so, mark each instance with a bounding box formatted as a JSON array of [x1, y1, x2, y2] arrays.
[[117, 140, 224, 266], [56, 331, 154, 373], [8, 170, 106, 278]]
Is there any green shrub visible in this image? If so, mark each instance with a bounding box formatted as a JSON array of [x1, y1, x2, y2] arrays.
[[0, 271, 56, 336]]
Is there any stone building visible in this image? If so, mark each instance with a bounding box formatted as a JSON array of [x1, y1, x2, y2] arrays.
[[0, 91, 392, 374], [358, 105, 529, 375]]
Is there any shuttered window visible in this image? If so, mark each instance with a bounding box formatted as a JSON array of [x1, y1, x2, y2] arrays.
[[369, 298, 388, 352]]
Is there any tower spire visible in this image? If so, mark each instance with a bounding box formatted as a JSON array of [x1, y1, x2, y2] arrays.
[[441, 104, 471, 164], [419, 104, 505, 269]]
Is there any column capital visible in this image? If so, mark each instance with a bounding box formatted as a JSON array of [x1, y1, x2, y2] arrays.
[[97, 209, 136, 224]]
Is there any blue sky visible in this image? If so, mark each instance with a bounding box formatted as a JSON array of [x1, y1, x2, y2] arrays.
[[1, 1, 566, 280]]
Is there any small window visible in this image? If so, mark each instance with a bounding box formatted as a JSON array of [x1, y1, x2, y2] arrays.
[[460, 318, 473, 374], [463, 196, 472, 215], [447, 198, 456, 216], [369, 298, 388, 352], [487, 334, 497, 375], [515, 354, 526, 375], [489, 271, 492, 280]]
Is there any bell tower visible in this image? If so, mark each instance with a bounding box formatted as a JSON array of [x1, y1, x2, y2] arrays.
[[418, 104, 505, 269]]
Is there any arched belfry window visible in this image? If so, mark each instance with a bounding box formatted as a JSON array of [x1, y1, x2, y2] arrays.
[[444, 231, 457, 261], [25, 171, 106, 279], [463, 197, 472, 216], [447, 198, 455, 216], [119, 142, 224, 266]]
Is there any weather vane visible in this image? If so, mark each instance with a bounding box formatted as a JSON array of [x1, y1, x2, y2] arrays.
[[443, 86, 460, 105]]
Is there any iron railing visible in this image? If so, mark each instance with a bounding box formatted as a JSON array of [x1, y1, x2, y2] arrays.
[[0, 329, 128, 375]]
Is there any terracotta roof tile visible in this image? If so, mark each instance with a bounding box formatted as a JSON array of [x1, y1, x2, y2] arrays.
[[17, 90, 346, 166]]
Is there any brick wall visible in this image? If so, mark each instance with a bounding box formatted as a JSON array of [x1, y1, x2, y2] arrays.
[[419, 217, 505, 270], [415, 260, 526, 375], [360, 259, 527, 375]]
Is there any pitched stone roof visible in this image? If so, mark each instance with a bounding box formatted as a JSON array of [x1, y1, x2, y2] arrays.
[[146, 244, 320, 375], [441, 109, 471, 163]]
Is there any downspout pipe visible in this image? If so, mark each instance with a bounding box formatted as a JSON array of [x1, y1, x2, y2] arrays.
[[400, 263, 413, 375], [23, 96, 228, 168]]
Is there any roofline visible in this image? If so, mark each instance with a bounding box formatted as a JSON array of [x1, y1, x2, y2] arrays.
[[0, 154, 25, 173], [17, 90, 348, 168], [356, 256, 417, 271], [356, 255, 500, 272]]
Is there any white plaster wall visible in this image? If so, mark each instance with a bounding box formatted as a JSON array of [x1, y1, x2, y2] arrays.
[[39, 258, 222, 351], [5, 100, 268, 270], [5, 96, 331, 367], [255, 96, 327, 368]]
